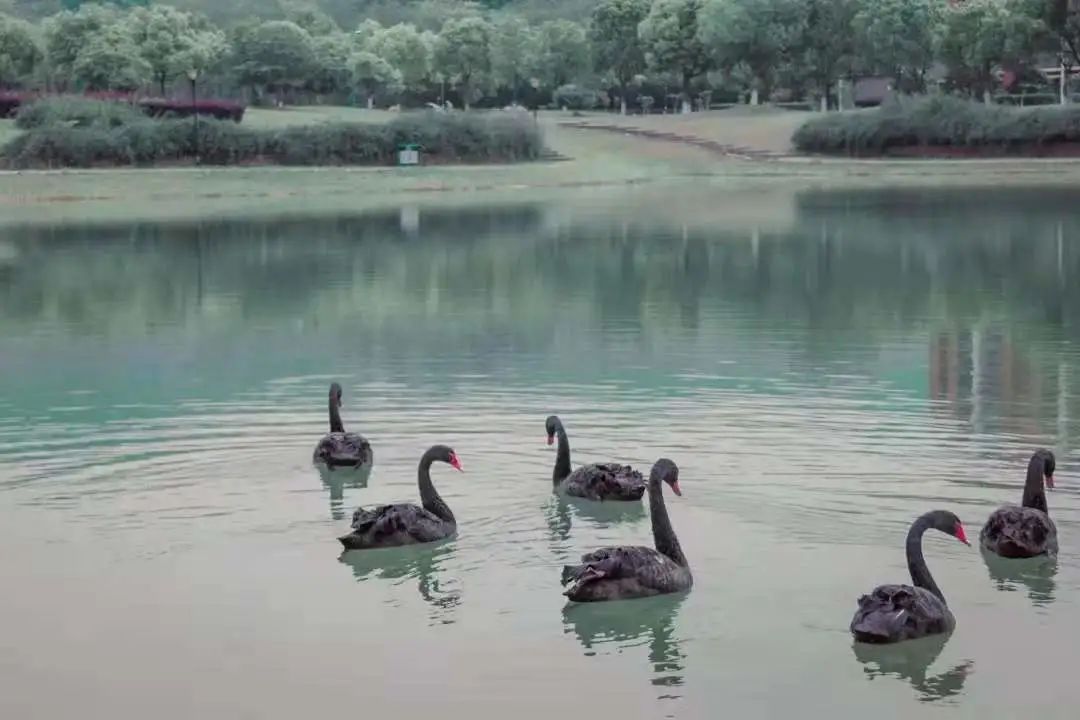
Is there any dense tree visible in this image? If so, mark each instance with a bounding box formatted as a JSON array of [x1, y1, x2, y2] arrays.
[[43, 4, 119, 87], [489, 14, 537, 102], [71, 22, 149, 90], [534, 20, 589, 89], [639, 0, 712, 112], [350, 49, 402, 107], [308, 31, 354, 96], [792, 0, 858, 109], [129, 6, 206, 95], [0, 13, 43, 88], [699, 0, 805, 104], [281, 0, 340, 35], [589, 0, 649, 114], [231, 20, 317, 101], [936, 0, 1046, 101], [433, 15, 491, 108], [852, 0, 944, 92], [368, 22, 430, 86]]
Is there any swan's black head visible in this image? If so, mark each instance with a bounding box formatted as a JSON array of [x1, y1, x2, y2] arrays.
[[329, 382, 343, 407], [650, 458, 681, 496], [927, 509, 969, 545], [426, 444, 463, 472], [1033, 448, 1056, 489], [545, 415, 562, 445]]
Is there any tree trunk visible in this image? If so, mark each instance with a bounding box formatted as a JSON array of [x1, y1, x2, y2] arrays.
[[750, 87, 759, 105], [159, 74, 166, 97], [367, 94, 374, 110], [680, 72, 692, 114]]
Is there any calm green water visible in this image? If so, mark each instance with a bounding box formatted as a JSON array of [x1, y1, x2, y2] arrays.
[[2, 187, 1080, 718]]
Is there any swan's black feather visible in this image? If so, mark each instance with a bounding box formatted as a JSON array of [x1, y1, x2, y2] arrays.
[[562, 545, 691, 602], [850, 584, 954, 644], [314, 431, 373, 468], [980, 504, 1057, 558], [562, 463, 645, 502], [341, 503, 453, 549]]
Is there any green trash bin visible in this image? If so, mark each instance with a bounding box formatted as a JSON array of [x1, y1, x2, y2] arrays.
[[398, 143, 420, 166]]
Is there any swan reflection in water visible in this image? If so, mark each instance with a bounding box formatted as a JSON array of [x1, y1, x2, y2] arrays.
[[562, 594, 687, 699], [338, 541, 460, 624], [852, 633, 973, 703], [544, 495, 648, 565], [318, 464, 372, 521], [981, 547, 1057, 607]]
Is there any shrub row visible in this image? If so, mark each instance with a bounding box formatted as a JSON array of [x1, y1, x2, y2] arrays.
[[1, 110, 543, 168], [1, 93, 244, 123], [793, 95, 1080, 156]]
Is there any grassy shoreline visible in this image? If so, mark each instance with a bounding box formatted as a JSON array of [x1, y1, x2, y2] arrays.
[[5, 110, 1080, 227]]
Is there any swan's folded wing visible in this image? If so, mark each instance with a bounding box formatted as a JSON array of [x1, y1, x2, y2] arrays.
[[982, 505, 1056, 555], [580, 464, 645, 500], [352, 503, 447, 543]]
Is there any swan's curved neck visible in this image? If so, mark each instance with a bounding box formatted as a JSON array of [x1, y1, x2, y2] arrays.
[[649, 475, 688, 568], [329, 399, 345, 433], [553, 425, 571, 484], [1022, 456, 1048, 514], [906, 515, 945, 604], [419, 453, 454, 524]]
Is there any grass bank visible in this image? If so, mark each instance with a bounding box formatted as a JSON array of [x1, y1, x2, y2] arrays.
[[794, 95, 1080, 156], [1, 98, 543, 169]]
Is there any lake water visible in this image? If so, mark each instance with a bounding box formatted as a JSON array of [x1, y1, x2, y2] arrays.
[[2, 186, 1080, 718]]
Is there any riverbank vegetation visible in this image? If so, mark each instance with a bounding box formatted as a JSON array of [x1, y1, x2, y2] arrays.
[[1, 96, 541, 168], [792, 95, 1080, 156]]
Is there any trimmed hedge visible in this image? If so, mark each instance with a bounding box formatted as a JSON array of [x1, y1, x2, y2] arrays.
[[793, 95, 1080, 156], [2, 93, 245, 124], [140, 98, 245, 122], [0, 107, 544, 168]]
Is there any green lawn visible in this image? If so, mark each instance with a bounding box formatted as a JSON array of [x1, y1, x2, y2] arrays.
[[243, 105, 396, 128]]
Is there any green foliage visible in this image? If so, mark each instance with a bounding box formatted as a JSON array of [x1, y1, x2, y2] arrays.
[[639, 0, 711, 95], [793, 94, 1080, 155], [280, 0, 340, 35], [0, 13, 43, 88], [936, 0, 1047, 98], [1, 101, 544, 167], [231, 20, 318, 97], [852, 0, 945, 92], [129, 6, 225, 95], [489, 14, 536, 95], [368, 22, 431, 86], [433, 16, 491, 107], [789, 0, 858, 101], [72, 22, 150, 90], [534, 20, 589, 88], [43, 4, 120, 86], [15, 95, 144, 129], [308, 32, 354, 95], [589, 0, 649, 91], [698, 0, 805, 100], [350, 49, 402, 103]]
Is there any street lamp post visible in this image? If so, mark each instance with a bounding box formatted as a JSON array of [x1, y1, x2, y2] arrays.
[[187, 68, 200, 165]]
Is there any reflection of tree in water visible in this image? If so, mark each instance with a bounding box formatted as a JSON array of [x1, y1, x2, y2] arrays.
[[317, 464, 371, 521], [562, 594, 687, 700], [338, 541, 460, 625], [852, 633, 973, 703], [7, 189, 1080, 438], [981, 547, 1058, 607]]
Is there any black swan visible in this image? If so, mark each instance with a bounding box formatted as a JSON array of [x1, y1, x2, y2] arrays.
[[338, 445, 461, 550], [850, 510, 969, 644], [313, 383, 373, 469], [545, 415, 645, 501], [980, 449, 1058, 558], [561, 458, 692, 602]]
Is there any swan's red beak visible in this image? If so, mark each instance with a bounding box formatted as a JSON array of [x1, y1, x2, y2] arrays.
[[955, 522, 969, 546], [1046, 473, 1055, 490], [449, 455, 463, 472], [546, 435, 554, 446], [670, 481, 682, 496]]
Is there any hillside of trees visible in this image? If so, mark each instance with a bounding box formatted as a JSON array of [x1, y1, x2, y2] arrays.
[[3, 0, 1080, 113]]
